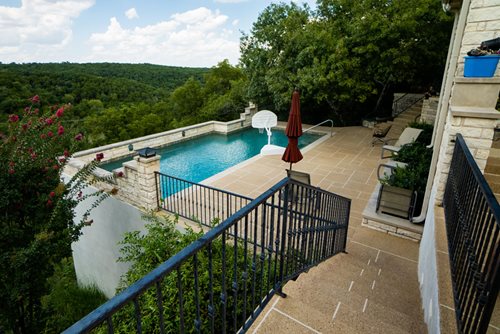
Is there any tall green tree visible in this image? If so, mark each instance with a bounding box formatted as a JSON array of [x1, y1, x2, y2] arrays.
[[240, 0, 453, 124]]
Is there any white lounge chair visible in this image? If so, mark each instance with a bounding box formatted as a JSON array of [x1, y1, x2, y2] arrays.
[[380, 127, 423, 159]]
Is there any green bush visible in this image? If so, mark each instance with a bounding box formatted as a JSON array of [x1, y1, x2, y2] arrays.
[[41, 258, 107, 333], [390, 143, 432, 194], [382, 122, 434, 217], [110, 214, 274, 333], [408, 121, 434, 145]]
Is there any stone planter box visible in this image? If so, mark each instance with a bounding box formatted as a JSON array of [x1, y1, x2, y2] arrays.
[[376, 184, 417, 220]]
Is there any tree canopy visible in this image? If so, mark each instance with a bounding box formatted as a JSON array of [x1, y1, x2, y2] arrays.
[[240, 0, 453, 125], [0, 61, 247, 148]]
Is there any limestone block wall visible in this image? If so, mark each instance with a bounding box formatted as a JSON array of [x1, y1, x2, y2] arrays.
[[421, 97, 439, 124], [456, 0, 500, 77], [74, 106, 256, 164], [435, 108, 497, 200]]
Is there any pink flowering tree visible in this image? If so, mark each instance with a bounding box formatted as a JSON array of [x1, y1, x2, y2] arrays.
[[0, 96, 112, 333]]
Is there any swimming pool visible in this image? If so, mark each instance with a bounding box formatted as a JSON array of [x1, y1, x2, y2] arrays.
[[101, 128, 323, 183]]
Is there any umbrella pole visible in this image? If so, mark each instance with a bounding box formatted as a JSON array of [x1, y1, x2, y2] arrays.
[[289, 162, 292, 171]]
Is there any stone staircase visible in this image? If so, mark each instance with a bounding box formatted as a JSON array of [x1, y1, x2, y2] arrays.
[[384, 100, 423, 139], [484, 129, 500, 201]]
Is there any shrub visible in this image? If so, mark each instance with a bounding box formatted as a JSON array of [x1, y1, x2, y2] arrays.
[[110, 214, 273, 333], [0, 96, 111, 333], [41, 258, 107, 333], [408, 121, 434, 145], [382, 122, 434, 217]]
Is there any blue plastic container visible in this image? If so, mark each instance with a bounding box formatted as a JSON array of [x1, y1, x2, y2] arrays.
[[464, 55, 500, 77]]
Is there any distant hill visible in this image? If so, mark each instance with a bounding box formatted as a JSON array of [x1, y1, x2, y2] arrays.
[[0, 62, 209, 116]]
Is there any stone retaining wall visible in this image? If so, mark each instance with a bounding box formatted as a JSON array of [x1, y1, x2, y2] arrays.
[[421, 97, 439, 125]]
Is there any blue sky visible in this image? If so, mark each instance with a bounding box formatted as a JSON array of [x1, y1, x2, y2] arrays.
[[0, 0, 315, 67]]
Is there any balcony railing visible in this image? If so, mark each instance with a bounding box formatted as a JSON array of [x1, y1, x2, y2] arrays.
[[64, 177, 350, 333], [443, 133, 500, 334], [156, 172, 253, 228]]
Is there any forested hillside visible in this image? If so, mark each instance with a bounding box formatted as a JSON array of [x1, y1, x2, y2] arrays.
[[0, 61, 247, 147], [0, 0, 454, 146]]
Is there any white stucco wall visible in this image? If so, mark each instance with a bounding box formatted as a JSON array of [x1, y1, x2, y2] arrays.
[[70, 179, 146, 298], [418, 185, 440, 334]]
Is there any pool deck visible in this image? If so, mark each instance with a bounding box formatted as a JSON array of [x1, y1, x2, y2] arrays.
[[205, 124, 428, 334]]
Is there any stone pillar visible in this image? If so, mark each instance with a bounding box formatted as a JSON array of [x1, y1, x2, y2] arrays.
[[421, 97, 439, 125], [117, 154, 161, 211], [434, 78, 500, 202]]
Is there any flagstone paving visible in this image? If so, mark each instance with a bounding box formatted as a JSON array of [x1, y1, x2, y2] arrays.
[[206, 125, 427, 333]]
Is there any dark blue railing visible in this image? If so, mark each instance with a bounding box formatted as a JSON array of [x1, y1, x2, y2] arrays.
[[443, 134, 500, 334], [64, 177, 350, 333], [156, 172, 253, 228]]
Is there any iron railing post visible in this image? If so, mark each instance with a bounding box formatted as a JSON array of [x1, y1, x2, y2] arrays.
[[155, 172, 160, 210], [277, 183, 290, 298]]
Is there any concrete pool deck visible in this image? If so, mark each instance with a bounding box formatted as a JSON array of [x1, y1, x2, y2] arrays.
[[205, 124, 428, 333]]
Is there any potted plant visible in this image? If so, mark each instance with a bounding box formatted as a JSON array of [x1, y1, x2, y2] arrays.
[[377, 123, 433, 221], [464, 39, 500, 77]]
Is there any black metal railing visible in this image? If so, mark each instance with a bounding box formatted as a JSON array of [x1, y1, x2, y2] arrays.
[[392, 93, 424, 118], [64, 177, 350, 333], [156, 172, 253, 227], [443, 134, 500, 334]]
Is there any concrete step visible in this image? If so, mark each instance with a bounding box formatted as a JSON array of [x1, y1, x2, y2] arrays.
[[491, 141, 500, 150], [488, 149, 500, 159], [485, 172, 500, 185], [486, 178, 500, 194], [485, 157, 500, 174]]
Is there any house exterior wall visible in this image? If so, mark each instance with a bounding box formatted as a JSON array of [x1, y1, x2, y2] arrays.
[[419, 0, 500, 333], [456, 0, 500, 77]]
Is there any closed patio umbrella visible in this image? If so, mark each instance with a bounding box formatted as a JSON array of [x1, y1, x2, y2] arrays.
[[282, 90, 303, 170]]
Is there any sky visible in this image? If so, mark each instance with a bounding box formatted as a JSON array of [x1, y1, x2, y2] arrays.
[[0, 0, 315, 67]]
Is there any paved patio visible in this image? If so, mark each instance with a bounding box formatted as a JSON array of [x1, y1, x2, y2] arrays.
[[206, 125, 427, 333]]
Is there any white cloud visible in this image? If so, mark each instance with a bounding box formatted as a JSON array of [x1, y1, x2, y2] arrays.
[[125, 7, 138, 20], [0, 0, 94, 49], [232, 19, 239, 26], [88, 7, 240, 67]]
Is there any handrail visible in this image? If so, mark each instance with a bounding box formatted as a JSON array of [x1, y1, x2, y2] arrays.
[[392, 95, 424, 118], [64, 177, 351, 333], [443, 133, 499, 334], [156, 172, 253, 228], [303, 119, 334, 137]]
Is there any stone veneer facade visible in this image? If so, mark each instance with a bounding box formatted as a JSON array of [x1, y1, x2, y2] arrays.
[[419, 0, 500, 333], [433, 0, 500, 202], [421, 97, 439, 125]]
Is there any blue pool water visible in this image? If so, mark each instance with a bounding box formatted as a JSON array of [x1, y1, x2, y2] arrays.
[[102, 128, 323, 183]]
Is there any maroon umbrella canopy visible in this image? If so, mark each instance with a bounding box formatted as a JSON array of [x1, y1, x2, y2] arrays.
[[282, 90, 303, 169]]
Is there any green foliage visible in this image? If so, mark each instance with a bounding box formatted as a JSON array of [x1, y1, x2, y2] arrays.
[[111, 214, 272, 333], [0, 61, 248, 148], [41, 258, 107, 333], [383, 139, 433, 215], [0, 63, 209, 147], [169, 60, 248, 127], [408, 121, 434, 145], [0, 97, 111, 333], [240, 0, 453, 124]]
